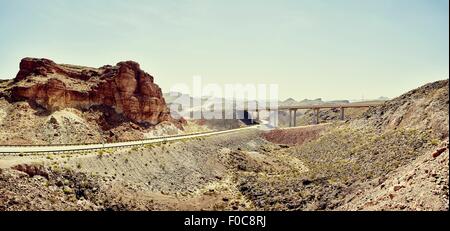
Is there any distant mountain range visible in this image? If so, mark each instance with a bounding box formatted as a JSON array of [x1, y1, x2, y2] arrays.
[[279, 98, 350, 107], [164, 92, 388, 109]]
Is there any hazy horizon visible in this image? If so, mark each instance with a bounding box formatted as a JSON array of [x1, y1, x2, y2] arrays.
[[0, 0, 448, 101]]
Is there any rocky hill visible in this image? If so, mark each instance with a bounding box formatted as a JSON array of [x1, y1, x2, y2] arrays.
[[363, 79, 449, 139], [0, 58, 184, 144], [256, 79, 449, 210]]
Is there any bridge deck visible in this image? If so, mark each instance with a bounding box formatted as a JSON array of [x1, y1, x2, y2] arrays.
[[168, 101, 385, 111], [253, 101, 385, 111]]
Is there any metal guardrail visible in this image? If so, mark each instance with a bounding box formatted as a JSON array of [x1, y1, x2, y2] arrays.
[[0, 126, 258, 155], [0, 130, 222, 147]]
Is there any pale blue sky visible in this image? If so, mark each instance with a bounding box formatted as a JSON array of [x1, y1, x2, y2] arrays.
[[0, 0, 448, 100]]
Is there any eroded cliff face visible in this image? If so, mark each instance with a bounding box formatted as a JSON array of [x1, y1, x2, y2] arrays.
[[8, 58, 172, 125]]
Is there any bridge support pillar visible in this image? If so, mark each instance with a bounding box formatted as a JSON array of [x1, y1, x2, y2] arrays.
[[314, 109, 320, 125], [293, 109, 297, 127], [340, 107, 345, 120], [289, 110, 292, 127]]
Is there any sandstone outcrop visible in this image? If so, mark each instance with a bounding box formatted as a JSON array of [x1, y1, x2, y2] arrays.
[[8, 58, 173, 125]]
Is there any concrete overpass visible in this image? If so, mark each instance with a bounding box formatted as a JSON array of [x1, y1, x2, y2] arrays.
[[170, 101, 385, 127], [273, 101, 385, 126]]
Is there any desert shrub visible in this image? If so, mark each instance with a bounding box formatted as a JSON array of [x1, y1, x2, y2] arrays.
[[97, 150, 105, 158], [293, 126, 435, 183]]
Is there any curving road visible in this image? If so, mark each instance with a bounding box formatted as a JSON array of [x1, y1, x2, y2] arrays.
[[0, 126, 259, 154]]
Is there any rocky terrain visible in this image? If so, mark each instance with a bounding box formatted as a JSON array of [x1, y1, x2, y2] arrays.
[[0, 58, 187, 144], [338, 146, 448, 211], [363, 79, 449, 139], [262, 124, 330, 146], [243, 79, 449, 210], [0, 130, 284, 211], [0, 78, 448, 211]]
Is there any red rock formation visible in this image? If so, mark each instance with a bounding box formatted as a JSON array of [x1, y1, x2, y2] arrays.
[[15, 58, 61, 81], [9, 58, 173, 125]]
